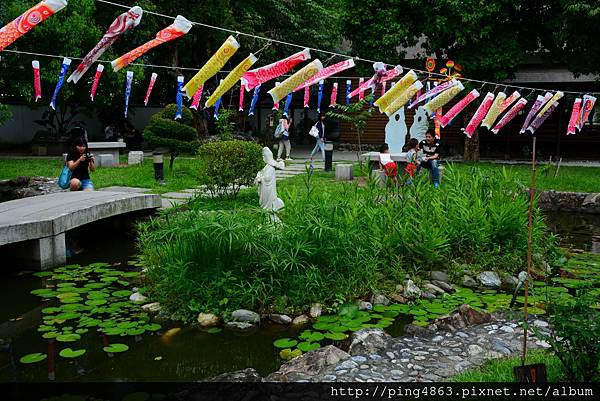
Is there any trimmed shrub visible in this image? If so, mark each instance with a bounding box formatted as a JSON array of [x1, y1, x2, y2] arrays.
[[198, 140, 263, 199], [144, 104, 198, 169]]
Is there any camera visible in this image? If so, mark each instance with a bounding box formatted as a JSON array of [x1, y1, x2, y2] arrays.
[[85, 152, 94, 161]]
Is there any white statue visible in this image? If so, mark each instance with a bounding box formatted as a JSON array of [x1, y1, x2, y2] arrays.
[[409, 106, 429, 143], [255, 147, 285, 212], [385, 107, 408, 153]]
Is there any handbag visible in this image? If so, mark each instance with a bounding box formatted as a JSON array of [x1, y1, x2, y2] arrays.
[[309, 125, 319, 138], [58, 164, 72, 189]]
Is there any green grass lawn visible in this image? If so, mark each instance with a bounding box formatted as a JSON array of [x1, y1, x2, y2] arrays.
[[0, 156, 204, 194], [451, 350, 565, 382]]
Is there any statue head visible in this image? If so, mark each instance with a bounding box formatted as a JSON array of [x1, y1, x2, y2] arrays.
[[262, 147, 274, 164]]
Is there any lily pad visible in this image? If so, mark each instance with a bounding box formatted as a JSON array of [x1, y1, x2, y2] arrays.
[[207, 328, 222, 334], [42, 332, 59, 339], [56, 333, 81, 342], [41, 307, 62, 314], [37, 325, 54, 332], [144, 323, 162, 332], [279, 348, 302, 361], [59, 348, 86, 358], [88, 291, 109, 299], [103, 343, 129, 353], [20, 353, 47, 364], [33, 271, 53, 277], [60, 297, 83, 304], [112, 290, 132, 298], [273, 338, 298, 349], [324, 332, 347, 341], [56, 312, 80, 320], [297, 341, 320, 352], [30, 289, 57, 298], [312, 322, 337, 331]]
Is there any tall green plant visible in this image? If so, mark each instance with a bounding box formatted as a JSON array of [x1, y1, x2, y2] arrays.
[[0, 103, 11, 127], [215, 108, 236, 141]]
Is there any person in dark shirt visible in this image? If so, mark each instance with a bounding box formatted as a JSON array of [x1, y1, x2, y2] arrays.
[[417, 131, 441, 188], [66, 136, 95, 191]]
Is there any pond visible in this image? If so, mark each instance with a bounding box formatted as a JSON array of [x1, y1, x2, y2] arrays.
[[0, 211, 597, 382]]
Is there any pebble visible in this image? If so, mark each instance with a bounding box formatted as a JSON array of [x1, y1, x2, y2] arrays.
[[414, 356, 427, 361], [468, 345, 484, 356], [500, 326, 514, 333], [533, 319, 549, 328], [369, 354, 382, 361], [336, 360, 358, 370], [432, 335, 444, 342], [323, 374, 336, 381], [352, 356, 367, 363], [359, 365, 370, 370], [386, 351, 395, 359]]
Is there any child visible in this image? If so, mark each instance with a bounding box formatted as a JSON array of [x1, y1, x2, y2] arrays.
[[405, 138, 419, 185], [379, 143, 397, 185]]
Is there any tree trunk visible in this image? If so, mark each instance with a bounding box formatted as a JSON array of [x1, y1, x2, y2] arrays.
[[463, 109, 480, 162]]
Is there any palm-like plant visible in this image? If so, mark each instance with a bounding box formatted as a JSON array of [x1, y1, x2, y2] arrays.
[[326, 94, 374, 164]]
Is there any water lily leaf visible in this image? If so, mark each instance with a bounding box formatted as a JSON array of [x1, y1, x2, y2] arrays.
[[59, 348, 86, 358], [103, 343, 129, 353], [33, 271, 53, 277], [312, 322, 336, 331], [412, 320, 429, 326], [41, 307, 62, 314], [299, 330, 313, 340], [308, 332, 324, 342], [112, 290, 132, 298], [84, 283, 106, 289], [85, 299, 107, 306], [60, 297, 83, 304], [324, 332, 347, 341], [316, 315, 338, 323], [101, 277, 119, 282], [42, 332, 59, 339], [330, 325, 349, 333], [30, 289, 57, 298], [75, 328, 89, 334], [103, 327, 125, 336], [207, 328, 222, 334], [117, 280, 130, 287], [20, 353, 47, 364], [297, 341, 320, 352], [273, 338, 298, 348], [56, 333, 81, 342], [122, 272, 141, 278], [372, 305, 386, 313], [144, 323, 162, 332], [56, 312, 80, 320], [37, 325, 54, 332], [279, 348, 302, 361], [88, 291, 109, 299]]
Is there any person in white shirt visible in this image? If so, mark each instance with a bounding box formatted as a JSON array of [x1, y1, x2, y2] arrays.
[[378, 143, 398, 185]]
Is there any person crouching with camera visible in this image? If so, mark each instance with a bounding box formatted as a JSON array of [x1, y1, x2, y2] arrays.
[[67, 136, 95, 191]]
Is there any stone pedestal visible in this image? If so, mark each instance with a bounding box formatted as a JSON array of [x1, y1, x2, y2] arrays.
[[97, 154, 115, 167], [335, 164, 354, 181], [371, 169, 387, 187], [128, 151, 144, 165]]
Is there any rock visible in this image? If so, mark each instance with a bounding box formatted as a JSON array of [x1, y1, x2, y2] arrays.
[[267, 345, 350, 381], [390, 293, 408, 304], [501, 275, 519, 291], [370, 294, 389, 305], [292, 314, 311, 327], [422, 292, 436, 300], [458, 304, 491, 325], [141, 302, 161, 313], [462, 275, 477, 288], [499, 325, 514, 333], [533, 319, 549, 328], [358, 301, 373, 311], [336, 360, 358, 370], [269, 314, 292, 325], [403, 280, 422, 299], [478, 271, 501, 289], [468, 344, 484, 356], [309, 303, 322, 318], [205, 368, 262, 382], [404, 324, 433, 336], [351, 355, 367, 363], [395, 284, 404, 293], [429, 271, 450, 283], [432, 280, 454, 292], [129, 292, 148, 303], [231, 309, 260, 324], [424, 283, 445, 295], [346, 328, 392, 356], [225, 321, 256, 331], [197, 312, 220, 327]]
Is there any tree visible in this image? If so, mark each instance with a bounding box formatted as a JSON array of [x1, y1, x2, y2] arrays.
[[0, 103, 12, 127], [144, 104, 198, 169], [327, 95, 375, 163]]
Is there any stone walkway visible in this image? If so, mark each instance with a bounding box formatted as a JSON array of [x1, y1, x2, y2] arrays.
[[100, 159, 330, 209]]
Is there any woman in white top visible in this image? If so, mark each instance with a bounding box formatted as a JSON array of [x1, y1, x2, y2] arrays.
[[276, 116, 292, 161], [379, 143, 398, 185]]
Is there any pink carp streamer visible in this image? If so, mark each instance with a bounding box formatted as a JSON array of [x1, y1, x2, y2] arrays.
[[491, 98, 528, 134], [143, 73, 158, 106], [520, 92, 552, 133], [481, 92, 507, 129], [32, 60, 42, 102], [294, 59, 355, 91], [241, 48, 311, 91], [189, 85, 204, 110], [527, 102, 558, 134], [239, 84, 245, 112], [463, 92, 494, 138], [68, 7, 143, 84], [0, 0, 67, 52], [330, 82, 338, 106], [358, 78, 365, 101], [111, 15, 192, 72], [408, 79, 458, 109], [304, 86, 310, 108], [578, 95, 597, 130], [500, 91, 521, 112], [567, 98, 582, 136], [438, 89, 480, 128], [90, 64, 104, 101], [349, 66, 401, 98]]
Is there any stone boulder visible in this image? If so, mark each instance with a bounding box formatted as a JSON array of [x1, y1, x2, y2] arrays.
[[358, 301, 373, 311], [205, 368, 263, 382], [231, 309, 260, 324], [129, 292, 148, 303], [478, 271, 501, 288], [403, 280, 422, 299], [269, 314, 292, 325], [309, 303, 322, 318], [370, 294, 389, 305], [395, 284, 404, 293], [432, 280, 454, 292], [429, 271, 450, 283], [141, 302, 161, 314], [346, 328, 392, 356], [501, 275, 519, 291], [424, 283, 445, 295], [292, 314, 311, 327], [266, 345, 350, 381], [197, 313, 220, 327], [428, 305, 491, 332], [462, 275, 477, 288], [390, 293, 407, 304], [422, 292, 436, 300], [225, 321, 257, 331]]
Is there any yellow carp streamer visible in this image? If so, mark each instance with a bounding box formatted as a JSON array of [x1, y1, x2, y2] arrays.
[[481, 92, 507, 129], [537, 91, 564, 119], [374, 70, 417, 113], [205, 53, 258, 108], [423, 81, 465, 116], [183, 35, 240, 98], [267, 59, 323, 103], [385, 81, 424, 117]]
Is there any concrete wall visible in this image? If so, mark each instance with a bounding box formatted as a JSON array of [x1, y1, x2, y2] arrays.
[[0, 104, 162, 144]]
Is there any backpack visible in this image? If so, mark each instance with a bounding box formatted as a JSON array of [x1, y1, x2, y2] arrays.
[[274, 122, 284, 139]]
